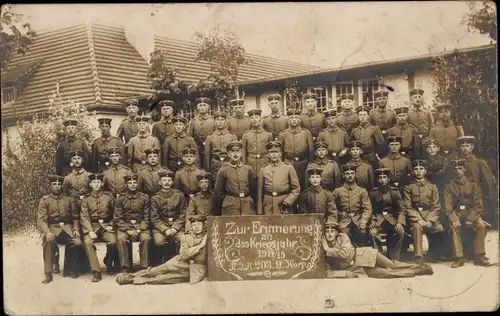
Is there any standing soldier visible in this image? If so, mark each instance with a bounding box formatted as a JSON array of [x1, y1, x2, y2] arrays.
[[317, 109, 350, 164], [204, 111, 237, 176], [114, 174, 151, 273], [174, 147, 206, 199], [92, 118, 125, 173], [403, 160, 444, 265], [162, 115, 198, 172], [185, 173, 214, 233], [350, 105, 385, 167], [298, 168, 338, 221], [336, 94, 359, 135], [429, 103, 464, 159], [117, 99, 140, 145], [38, 175, 83, 283], [152, 100, 176, 148], [278, 108, 314, 188], [305, 141, 342, 191], [346, 141, 375, 192], [407, 88, 434, 140], [55, 119, 91, 176], [444, 159, 491, 267], [257, 141, 300, 215], [242, 109, 273, 177], [103, 147, 133, 197], [299, 93, 326, 141], [369, 168, 406, 261], [378, 136, 413, 189], [262, 94, 288, 140], [212, 141, 257, 216], [227, 98, 251, 140], [138, 148, 170, 197], [80, 173, 117, 282], [332, 164, 372, 247], [150, 171, 187, 263], [127, 115, 161, 173], [369, 90, 397, 135], [387, 106, 422, 160], [187, 97, 215, 169]]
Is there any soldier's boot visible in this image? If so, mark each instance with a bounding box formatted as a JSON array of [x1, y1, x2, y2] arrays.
[[53, 264, 60, 274], [70, 247, 80, 279], [414, 263, 434, 276], [116, 273, 134, 285], [414, 256, 424, 265], [451, 257, 468, 268], [92, 271, 102, 282], [121, 267, 129, 274], [42, 273, 53, 284], [106, 246, 119, 275], [52, 243, 60, 274], [474, 255, 492, 267]]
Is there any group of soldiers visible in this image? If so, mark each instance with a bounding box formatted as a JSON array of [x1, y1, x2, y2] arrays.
[[37, 88, 496, 284]]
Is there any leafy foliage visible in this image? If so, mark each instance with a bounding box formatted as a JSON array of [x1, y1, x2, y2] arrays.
[[463, 1, 497, 41], [284, 79, 302, 110]]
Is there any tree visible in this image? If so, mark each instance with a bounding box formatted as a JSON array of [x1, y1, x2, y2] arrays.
[[284, 79, 302, 110], [463, 1, 497, 41]]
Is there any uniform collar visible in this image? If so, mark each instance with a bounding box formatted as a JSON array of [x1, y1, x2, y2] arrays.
[[174, 132, 186, 138], [229, 161, 243, 168], [199, 190, 213, 198], [412, 106, 422, 112], [288, 126, 302, 134], [50, 193, 64, 199], [359, 121, 370, 128], [343, 182, 358, 190], [440, 120, 452, 128], [271, 160, 283, 167], [349, 158, 363, 167], [66, 135, 77, 142], [126, 191, 140, 199], [138, 131, 150, 138], [397, 122, 409, 130], [315, 157, 329, 165], [215, 129, 228, 135], [250, 127, 264, 133], [147, 165, 161, 172], [342, 109, 354, 115], [454, 175, 468, 186], [310, 185, 323, 193], [198, 114, 210, 120], [305, 109, 317, 116], [233, 113, 245, 119], [183, 164, 197, 171], [378, 185, 390, 193], [386, 153, 402, 159], [326, 125, 340, 132], [377, 106, 387, 112], [128, 116, 137, 122], [464, 154, 475, 162], [162, 117, 173, 124], [100, 134, 113, 142], [414, 178, 428, 186], [159, 188, 174, 198], [72, 168, 86, 175], [91, 191, 103, 198], [270, 112, 281, 118]]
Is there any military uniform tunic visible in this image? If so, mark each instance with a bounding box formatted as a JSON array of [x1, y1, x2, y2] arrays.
[[298, 186, 338, 221], [152, 118, 175, 147], [103, 164, 133, 196], [348, 159, 375, 192], [278, 127, 314, 188], [91, 135, 125, 173], [63, 169, 92, 199], [336, 110, 359, 135], [262, 113, 288, 140], [55, 136, 92, 176], [241, 127, 273, 176], [317, 126, 350, 160], [369, 107, 397, 133], [185, 191, 214, 232], [173, 165, 206, 198], [227, 115, 251, 140], [407, 107, 435, 138], [305, 158, 342, 191], [204, 129, 238, 175], [137, 165, 170, 196], [378, 153, 413, 188], [428, 122, 464, 155], [116, 117, 139, 145], [299, 111, 326, 140], [386, 123, 422, 159], [350, 122, 385, 159], [127, 132, 161, 173], [162, 133, 199, 172], [150, 189, 186, 246], [187, 114, 215, 169]]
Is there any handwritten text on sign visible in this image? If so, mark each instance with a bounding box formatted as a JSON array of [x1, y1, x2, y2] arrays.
[[207, 214, 324, 281]]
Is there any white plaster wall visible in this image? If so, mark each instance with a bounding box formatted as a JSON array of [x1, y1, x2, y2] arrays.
[[380, 73, 410, 109], [414, 70, 437, 110], [259, 90, 282, 116]]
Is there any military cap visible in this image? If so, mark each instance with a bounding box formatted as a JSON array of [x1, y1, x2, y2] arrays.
[[157, 170, 175, 179], [247, 109, 262, 117], [48, 175, 65, 184], [338, 94, 355, 102], [266, 141, 282, 152], [189, 214, 207, 223], [286, 108, 302, 116], [424, 138, 440, 147], [136, 115, 150, 123], [97, 118, 112, 126], [172, 116, 188, 124], [123, 174, 139, 182], [63, 119, 78, 127], [88, 173, 104, 181], [341, 163, 357, 172], [307, 168, 323, 176], [375, 168, 391, 177], [323, 109, 338, 118], [394, 106, 409, 114], [144, 148, 160, 156], [450, 159, 466, 168], [123, 99, 139, 107], [303, 93, 318, 101], [386, 135, 403, 144], [195, 97, 212, 105], [196, 172, 212, 182], [347, 141, 363, 149], [412, 159, 427, 168], [230, 99, 245, 106], [314, 141, 328, 150], [457, 136, 476, 146], [267, 94, 282, 101], [213, 111, 228, 119], [409, 88, 424, 97], [435, 103, 453, 111], [182, 147, 197, 156], [158, 100, 174, 107], [226, 140, 243, 152], [324, 218, 339, 230], [69, 150, 84, 158], [107, 147, 122, 155], [355, 105, 371, 114], [374, 90, 389, 98]]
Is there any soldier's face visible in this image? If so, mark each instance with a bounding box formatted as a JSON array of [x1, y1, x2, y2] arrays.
[[249, 115, 261, 127], [326, 116, 336, 127], [191, 221, 204, 234], [90, 179, 103, 191], [99, 123, 111, 135], [174, 122, 185, 134], [375, 96, 388, 107], [71, 156, 83, 168], [358, 111, 369, 123], [66, 125, 76, 136], [215, 117, 226, 129], [344, 170, 356, 183], [377, 174, 390, 186], [350, 147, 361, 158], [183, 153, 196, 165], [410, 94, 423, 106], [228, 148, 242, 162], [160, 176, 173, 189], [396, 113, 408, 123], [413, 166, 427, 179], [269, 100, 280, 111], [147, 154, 159, 166], [341, 99, 353, 110], [199, 179, 210, 191], [439, 108, 451, 121], [127, 180, 138, 191], [325, 228, 338, 242], [137, 121, 148, 132], [389, 142, 401, 153], [233, 105, 245, 115], [454, 165, 466, 177], [289, 115, 300, 127], [197, 103, 209, 114], [460, 143, 474, 155], [305, 99, 317, 111], [309, 174, 322, 186], [426, 144, 440, 156], [315, 147, 327, 159], [127, 105, 139, 116], [269, 150, 281, 162], [50, 182, 62, 194], [109, 153, 121, 165], [161, 106, 173, 117]]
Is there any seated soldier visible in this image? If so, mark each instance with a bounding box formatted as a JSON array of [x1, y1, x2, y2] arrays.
[[298, 168, 338, 222], [116, 214, 208, 285], [323, 219, 433, 279]]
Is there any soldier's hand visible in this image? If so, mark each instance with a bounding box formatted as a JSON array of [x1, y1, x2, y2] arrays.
[[164, 228, 175, 237], [359, 223, 367, 231], [417, 219, 427, 227], [73, 231, 80, 238], [89, 231, 98, 239], [105, 225, 114, 232], [425, 221, 433, 228], [369, 227, 378, 236], [45, 233, 55, 242], [127, 230, 138, 238], [452, 221, 462, 229], [395, 223, 404, 235]]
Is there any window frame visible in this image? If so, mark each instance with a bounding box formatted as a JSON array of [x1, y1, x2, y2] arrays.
[[332, 81, 354, 108], [359, 78, 381, 110], [306, 86, 329, 113], [1, 86, 16, 104]]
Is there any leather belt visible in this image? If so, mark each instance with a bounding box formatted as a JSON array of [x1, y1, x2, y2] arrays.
[[226, 192, 249, 198], [91, 218, 112, 223], [248, 153, 266, 159], [265, 191, 288, 197]]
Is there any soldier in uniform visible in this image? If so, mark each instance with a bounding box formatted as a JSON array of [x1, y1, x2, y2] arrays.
[[257, 141, 300, 215], [227, 98, 251, 140], [403, 160, 445, 265], [262, 94, 288, 140], [80, 173, 117, 282], [152, 100, 176, 147], [428, 103, 464, 158], [317, 109, 350, 164], [213, 141, 257, 216], [204, 111, 237, 176], [162, 115, 199, 172], [55, 119, 91, 176], [346, 141, 375, 192], [116, 99, 140, 145], [407, 88, 434, 140], [114, 174, 151, 273], [305, 141, 342, 191], [103, 147, 133, 197], [138, 148, 170, 197], [278, 108, 314, 189], [91, 118, 125, 173], [38, 175, 83, 283], [299, 93, 326, 141], [187, 97, 216, 169], [336, 94, 359, 135], [369, 168, 406, 261], [241, 109, 273, 176], [332, 164, 372, 247], [150, 170, 187, 263], [444, 159, 492, 267], [298, 168, 338, 221], [351, 105, 385, 167], [185, 173, 214, 233], [369, 90, 397, 135], [387, 106, 422, 160], [378, 136, 413, 189], [116, 214, 207, 286], [127, 115, 161, 173], [174, 148, 206, 199]]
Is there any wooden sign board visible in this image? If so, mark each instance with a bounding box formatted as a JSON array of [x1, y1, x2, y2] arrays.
[[207, 214, 325, 281]]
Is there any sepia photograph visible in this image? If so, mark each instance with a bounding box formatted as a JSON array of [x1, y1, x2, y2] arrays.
[[1, 2, 498, 314]]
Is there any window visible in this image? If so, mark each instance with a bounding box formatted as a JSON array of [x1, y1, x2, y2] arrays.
[[361, 79, 380, 109], [333, 82, 354, 107], [307, 86, 328, 112], [1, 87, 15, 104]]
